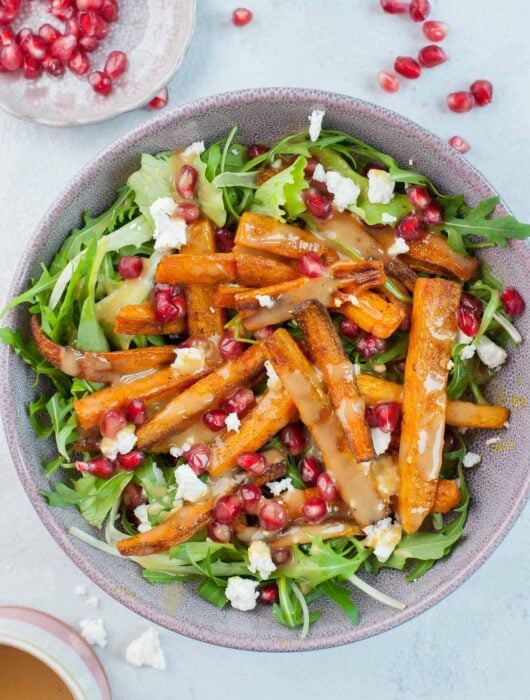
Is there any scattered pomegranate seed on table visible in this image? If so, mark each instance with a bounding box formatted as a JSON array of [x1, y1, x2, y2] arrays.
[[394, 55, 421, 79], [470, 79, 493, 106], [148, 88, 169, 110], [500, 288, 525, 317], [232, 7, 253, 26], [448, 135, 471, 154], [447, 91, 474, 113], [377, 70, 401, 93], [418, 44, 447, 68], [422, 20, 448, 42], [409, 0, 430, 22], [380, 0, 409, 14]]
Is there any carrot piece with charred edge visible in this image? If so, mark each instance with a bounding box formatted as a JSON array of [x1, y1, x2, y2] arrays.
[[214, 284, 248, 309], [398, 278, 461, 534], [295, 300, 375, 462], [136, 343, 266, 450], [234, 249, 300, 287], [114, 303, 187, 336], [340, 289, 405, 339], [155, 254, 237, 285], [235, 211, 338, 265], [403, 234, 479, 281], [432, 479, 461, 513], [265, 329, 387, 527]]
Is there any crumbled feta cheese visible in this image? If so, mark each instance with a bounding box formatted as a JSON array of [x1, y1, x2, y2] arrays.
[[256, 294, 274, 308], [381, 212, 397, 224], [367, 169, 395, 205], [460, 344, 476, 360], [265, 360, 282, 392], [79, 619, 107, 648], [126, 628, 166, 670], [267, 477, 294, 497], [208, 476, 236, 497], [363, 518, 402, 563], [75, 585, 86, 596], [386, 238, 409, 256], [447, 360, 455, 370], [134, 504, 152, 533], [312, 163, 327, 182], [169, 441, 192, 459], [456, 329, 473, 346], [504, 421, 510, 429], [174, 464, 209, 502], [372, 363, 386, 374], [325, 170, 360, 211], [347, 293, 360, 306], [247, 541, 277, 580], [476, 336, 507, 369], [423, 375, 444, 393], [371, 427, 391, 456], [225, 412, 241, 433], [171, 346, 206, 375], [485, 437, 501, 446], [308, 109, 325, 142], [86, 596, 100, 609], [100, 425, 137, 460], [183, 141, 205, 156], [150, 197, 188, 251], [463, 451, 481, 468], [225, 576, 259, 611]]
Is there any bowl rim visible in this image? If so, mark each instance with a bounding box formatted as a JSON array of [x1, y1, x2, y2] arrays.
[[2, 87, 529, 652]]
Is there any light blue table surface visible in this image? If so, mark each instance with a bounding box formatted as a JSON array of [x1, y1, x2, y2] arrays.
[[0, 1, 528, 698]]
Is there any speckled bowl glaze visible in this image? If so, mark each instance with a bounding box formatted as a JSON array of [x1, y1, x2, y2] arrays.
[[2, 89, 529, 652]]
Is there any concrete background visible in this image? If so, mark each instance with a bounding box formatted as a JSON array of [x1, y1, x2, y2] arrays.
[[0, 1, 528, 698]]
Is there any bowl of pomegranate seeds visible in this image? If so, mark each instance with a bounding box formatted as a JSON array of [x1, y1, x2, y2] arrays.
[[1, 88, 529, 651], [0, 0, 196, 126]]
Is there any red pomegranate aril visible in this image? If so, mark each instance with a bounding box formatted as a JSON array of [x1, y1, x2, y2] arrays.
[[304, 157, 319, 178], [298, 251, 325, 278], [396, 211, 423, 241], [365, 405, 378, 428], [394, 55, 421, 79], [67, 48, 89, 74], [409, 0, 430, 21], [148, 88, 169, 110], [447, 91, 474, 114], [236, 451, 268, 476], [356, 334, 386, 359], [22, 55, 43, 79], [280, 422, 306, 456], [380, 0, 409, 13], [122, 482, 146, 512], [259, 500, 287, 531], [88, 70, 112, 95], [470, 79, 493, 107], [42, 55, 65, 77], [423, 201, 443, 225], [23, 34, 48, 61], [50, 34, 77, 61], [118, 255, 143, 279], [0, 6, 17, 24], [302, 496, 327, 523], [104, 49, 127, 80], [117, 450, 145, 471], [99, 409, 127, 437], [299, 457, 323, 487], [0, 26, 15, 46], [422, 20, 449, 42], [76, 0, 103, 9], [254, 325, 275, 341], [303, 188, 332, 220], [207, 520, 233, 543], [50, 0, 75, 21], [65, 17, 80, 37], [174, 202, 200, 223], [232, 7, 253, 26], [317, 472, 338, 502], [247, 143, 268, 159], [239, 483, 262, 515], [418, 44, 447, 68], [203, 409, 228, 432], [215, 227, 235, 252], [153, 284, 187, 322], [175, 165, 199, 200], [259, 583, 278, 604], [100, 0, 119, 22], [271, 547, 292, 565], [456, 308, 480, 337], [79, 36, 98, 52], [0, 43, 22, 71], [76, 456, 115, 479], [125, 398, 147, 426], [219, 331, 245, 360], [377, 70, 400, 93], [221, 388, 255, 418], [373, 402, 401, 433], [448, 135, 470, 154], [39, 23, 61, 45], [78, 11, 97, 36], [214, 494, 242, 524], [500, 288, 525, 317], [183, 444, 212, 475], [338, 317, 360, 340], [407, 185, 431, 210], [460, 292, 483, 317]]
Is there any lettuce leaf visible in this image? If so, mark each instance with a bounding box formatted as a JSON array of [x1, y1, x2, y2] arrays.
[[195, 154, 227, 227], [251, 156, 308, 222], [128, 154, 174, 224]]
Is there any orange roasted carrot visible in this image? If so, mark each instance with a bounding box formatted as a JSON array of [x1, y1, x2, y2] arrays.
[[114, 303, 187, 336], [214, 284, 248, 309], [340, 289, 405, 339], [403, 233, 479, 281], [432, 479, 461, 513], [155, 253, 237, 285], [268, 521, 362, 548], [234, 248, 299, 287]]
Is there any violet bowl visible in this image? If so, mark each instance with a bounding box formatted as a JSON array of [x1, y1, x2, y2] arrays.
[[2, 88, 529, 652]]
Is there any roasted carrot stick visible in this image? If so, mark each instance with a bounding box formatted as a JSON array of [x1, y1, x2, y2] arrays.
[[432, 479, 461, 513], [398, 278, 461, 534], [114, 303, 186, 336], [214, 284, 249, 309], [155, 254, 237, 285], [265, 329, 386, 526], [234, 248, 299, 287], [273, 487, 350, 521], [234, 521, 364, 547], [295, 300, 375, 462], [340, 289, 405, 339]]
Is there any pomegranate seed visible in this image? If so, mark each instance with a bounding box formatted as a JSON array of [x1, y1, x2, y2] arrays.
[[23, 34, 48, 61], [456, 308, 480, 337], [409, 0, 430, 21], [67, 47, 89, 74], [219, 331, 245, 360], [207, 520, 233, 543], [271, 547, 292, 565], [338, 317, 360, 339], [215, 227, 235, 252], [304, 158, 319, 178], [148, 88, 169, 110], [0, 42, 22, 70], [232, 7, 253, 26], [65, 17, 80, 37], [214, 494, 242, 524], [236, 451, 268, 476], [394, 56, 421, 79], [259, 500, 287, 531], [377, 70, 401, 93], [254, 325, 275, 341], [81, 11, 108, 39], [118, 255, 143, 279], [380, 0, 409, 13], [173, 202, 200, 223], [500, 288, 525, 317], [299, 457, 323, 487], [0, 2, 17, 24], [423, 201, 443, 225], [76, 456, 115, 479], [356, 334, 386, 359], [418, 44, 447, 68], [0, 26, 15, 46], [298, 251, 325, 278], [79, 36, 98, 52], [50, 34, 77, 61], [183, 444, 212, 475], [302, 188, 332, 220], [406, 185, 431, 210], [470, 79, 493, 107], [42, 54, 65, 77], [302, 496, 327, 524], [22, 55, 43, 79], [153, 284, 187, 322], [460, 292, 483, 317], [104, 49, 127, 80], [279, 422, 306, 456], [422, 20, 448, 42], [247, 143, 268, 159], [443, 427, 457, 453], [50, 0, 75, 21], [122, 482, 146, 512], [396, 211, 423, 241], [117, 450, 145, 471], [88, 70, 112, 95], [221, 388, 255, 417], [316, 472, 338, 502], [259, 583, 278, 604], [448, 135, 470, 154], [100, 0, 119, 22], [16, 27, 32, 45], [203, 409, 228, 432], [174, 165, 199, 200], [365, 406, 378, 428], [125, 399, 147, 426], [99, 409, 126, 437], [38, 23, 61, 45], [372, 402, 401, 433], [447, 91, 474, 113], [76, 0, 103, 9], [239, 483, 262, 514]]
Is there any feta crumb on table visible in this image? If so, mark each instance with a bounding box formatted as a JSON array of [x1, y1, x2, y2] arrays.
[[174, 464, 210, 502], [308, 109, 325, 142], [247, 541, 277, 580], [463, 451, 481, 468], [225, 576, 259, 611], [86, 596, 100, 609], [100, 424, 137, 460], [126, 628, 166, 670], [171, 346, 206, 375], [366, 169, 395, 205], [75, 585, 86, 596], [150, 197, 188, 252], [485, 437, 501, 446], [79, 618, 107, 648], [225, 411, 241, 433], [363, 518, 402, 563]]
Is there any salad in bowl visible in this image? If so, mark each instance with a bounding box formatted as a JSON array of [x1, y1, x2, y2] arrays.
[[2, 109, 527, 637]]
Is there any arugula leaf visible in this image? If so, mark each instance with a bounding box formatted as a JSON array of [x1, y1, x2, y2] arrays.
[[251, 156, 308, 222], [315, 579, 359, 625], [198, 579, 228, 609], [45, 394, 78, 459], [77, 239, 109, 352]]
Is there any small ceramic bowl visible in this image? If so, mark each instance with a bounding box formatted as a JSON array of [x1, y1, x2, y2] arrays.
[[0, 0, 195, 127], [2, 88, 529, 651]]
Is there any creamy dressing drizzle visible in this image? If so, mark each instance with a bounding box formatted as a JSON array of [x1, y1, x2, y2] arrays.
[[314, 211, 385, 261]]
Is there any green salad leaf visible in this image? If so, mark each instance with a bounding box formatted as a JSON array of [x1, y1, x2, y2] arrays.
[[251, 156, 308, 222], [127, 153, 173, 224]]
